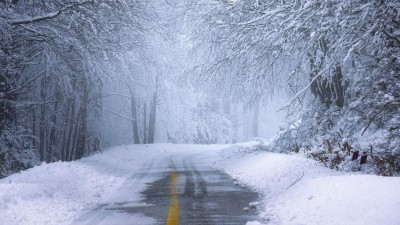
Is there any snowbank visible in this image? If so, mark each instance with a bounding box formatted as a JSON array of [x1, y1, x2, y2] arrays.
[[0, 161, 122, 225], [209, 144, 400, 225]]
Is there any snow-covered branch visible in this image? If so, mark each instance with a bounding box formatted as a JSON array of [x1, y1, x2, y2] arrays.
[[280, 65, 330, 111], [10, 1, 94, 26], [8, 71, 46, 96], [103, 108, 135, 122]]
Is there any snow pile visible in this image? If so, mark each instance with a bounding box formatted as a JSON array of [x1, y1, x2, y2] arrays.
[[269, 175, 400, 225], [0, 144, 157, 225], [210, 144, 400, 225], [0, 161, 123, 225]]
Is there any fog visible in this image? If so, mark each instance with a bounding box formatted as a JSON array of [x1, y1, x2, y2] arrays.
[[3, 0, 397, 177]]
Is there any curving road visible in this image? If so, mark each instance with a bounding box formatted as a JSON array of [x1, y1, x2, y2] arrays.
[[72, 153, 259, 225]]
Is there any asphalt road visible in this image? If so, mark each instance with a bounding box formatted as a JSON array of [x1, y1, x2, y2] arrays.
[[72, 154, 259, 225]]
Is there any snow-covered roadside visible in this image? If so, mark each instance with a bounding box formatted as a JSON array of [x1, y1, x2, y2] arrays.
[[206, 143, 400, 225], [0, 144, 225, 225], [0, 161, 122, 225], [0, 145, 149, 225]]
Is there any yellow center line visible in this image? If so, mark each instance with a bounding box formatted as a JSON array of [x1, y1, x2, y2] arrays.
[[165, 170, 179, 225]]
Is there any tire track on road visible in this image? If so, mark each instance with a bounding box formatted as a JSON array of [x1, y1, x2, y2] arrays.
[[180, 155, 213, 224]]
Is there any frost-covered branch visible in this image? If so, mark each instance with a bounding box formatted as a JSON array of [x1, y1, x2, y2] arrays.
[[8, 71, 46, 96], [10, 1, 94, 26], [280, 65, 330, 111]]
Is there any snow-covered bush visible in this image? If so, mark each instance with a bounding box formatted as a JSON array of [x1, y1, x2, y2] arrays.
[[269, 93, 400, 175]]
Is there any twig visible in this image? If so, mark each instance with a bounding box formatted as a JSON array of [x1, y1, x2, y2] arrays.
[[285, 171, 305, 190]]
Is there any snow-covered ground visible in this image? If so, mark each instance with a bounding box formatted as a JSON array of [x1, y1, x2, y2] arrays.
[[207, 143, 400, 225], [1, 143, 399, 225]]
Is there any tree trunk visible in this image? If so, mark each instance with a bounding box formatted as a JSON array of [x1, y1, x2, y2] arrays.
[[39, 77, 47, 162], [48, 90, 60, 163], [332, 64, 345, 108], [252, 101, 259, 138], [76, 80, 89, 159], [60, 95, 73, 161], [66, 95, 76, 161], [148, 92, 157, 143], [143, 102, 148, 144], [31, 107, 36, 149], [129, 90, 140, 144], [70, 117, 79, 161], [232, 104, 238, 143]]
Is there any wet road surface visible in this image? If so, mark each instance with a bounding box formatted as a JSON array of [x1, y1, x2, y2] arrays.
[[72, 154, 259, 225]]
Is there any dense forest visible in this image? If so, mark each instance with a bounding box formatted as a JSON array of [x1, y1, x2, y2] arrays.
[[1, 0, 399, 177]]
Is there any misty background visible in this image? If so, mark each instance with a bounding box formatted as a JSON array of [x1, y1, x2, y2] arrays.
[[1, 0, 399, 177]]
